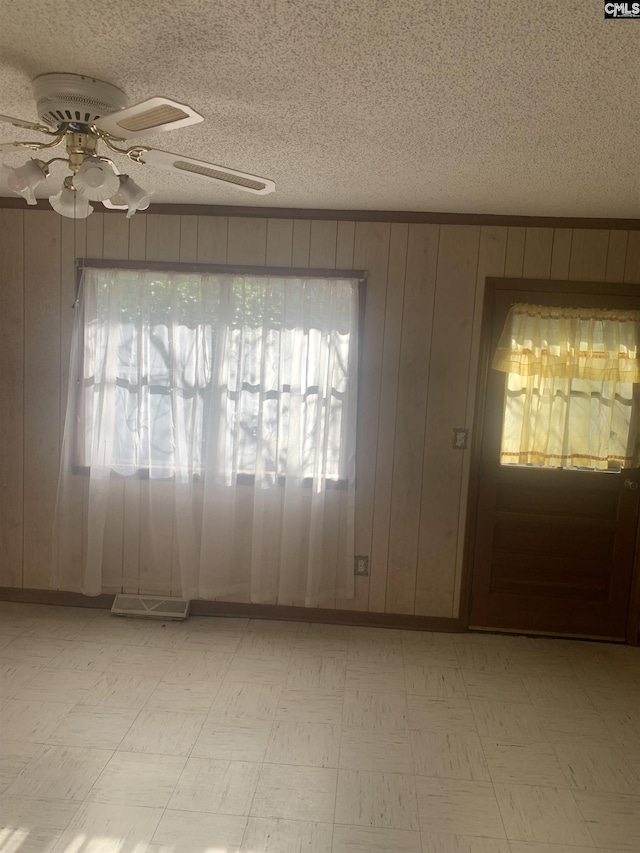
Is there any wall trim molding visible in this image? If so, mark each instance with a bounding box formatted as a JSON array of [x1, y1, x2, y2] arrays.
[[0, 588, 115, 609], [188, 600, 462, 632], [2, 196, 640, 230], [0, 587, 463, 632]]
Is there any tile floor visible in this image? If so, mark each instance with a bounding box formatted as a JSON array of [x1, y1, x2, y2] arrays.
[[0, 602, 639, 852]]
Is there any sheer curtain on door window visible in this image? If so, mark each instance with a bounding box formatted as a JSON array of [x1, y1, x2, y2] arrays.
[[493, 303, 640, 470], [54, 267, 360, 605]]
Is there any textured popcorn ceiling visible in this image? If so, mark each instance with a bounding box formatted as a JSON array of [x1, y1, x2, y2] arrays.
[[0, 0, 637, 217]]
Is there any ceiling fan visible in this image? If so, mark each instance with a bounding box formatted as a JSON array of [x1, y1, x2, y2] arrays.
[[0, 72, 276, 218]]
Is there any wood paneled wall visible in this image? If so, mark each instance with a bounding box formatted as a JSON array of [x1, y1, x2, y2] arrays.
[[2, 211, 640, 617]]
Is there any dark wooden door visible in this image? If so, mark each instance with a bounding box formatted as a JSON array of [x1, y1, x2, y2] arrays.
[[469, 283, 640, 640]]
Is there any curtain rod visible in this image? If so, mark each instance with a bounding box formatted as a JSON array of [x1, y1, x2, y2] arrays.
[[75, 258, 367, 282]]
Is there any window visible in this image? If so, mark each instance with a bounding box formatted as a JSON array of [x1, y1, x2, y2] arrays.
[[74, 265, 361, 484], [57, 262, 362, 603], [493, 303, 640, 471]]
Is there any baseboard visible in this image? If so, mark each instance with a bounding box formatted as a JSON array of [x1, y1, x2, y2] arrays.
[[0, 588, 115, 609], [0, 587, 463, 633], [189, 599, 462, 632]]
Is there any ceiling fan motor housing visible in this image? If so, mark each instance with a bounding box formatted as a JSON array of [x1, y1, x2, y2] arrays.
[[32, 73, 128, 128]]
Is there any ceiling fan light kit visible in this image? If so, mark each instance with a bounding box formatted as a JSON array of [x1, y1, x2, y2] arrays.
[[6, 156, 49, 204], [110, 174, 153, 218], [1, 72, 275, 217], [50, 181, 94, 219], [74, 157, 120, 201]]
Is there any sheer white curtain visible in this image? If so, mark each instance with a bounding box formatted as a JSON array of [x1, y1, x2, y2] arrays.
[[54, 267, 359, 604], [493, 303, 640, 469]]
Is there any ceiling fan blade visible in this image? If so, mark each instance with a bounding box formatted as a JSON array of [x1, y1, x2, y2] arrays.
[[93, 97, 203, 139], [0, 113, 51, 133], [138, 148, 276, 195]]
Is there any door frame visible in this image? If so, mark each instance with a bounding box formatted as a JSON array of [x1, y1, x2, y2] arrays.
[[460, 276, 640, 645]]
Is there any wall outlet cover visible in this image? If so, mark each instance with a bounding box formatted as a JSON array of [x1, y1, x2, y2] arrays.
[[354, 555, 369, 576], [452, 428, 469, 450]]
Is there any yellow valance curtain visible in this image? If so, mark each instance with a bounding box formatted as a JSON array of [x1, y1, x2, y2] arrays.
[[493, 304, 640, 382], [493, 304, 640, 470]]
